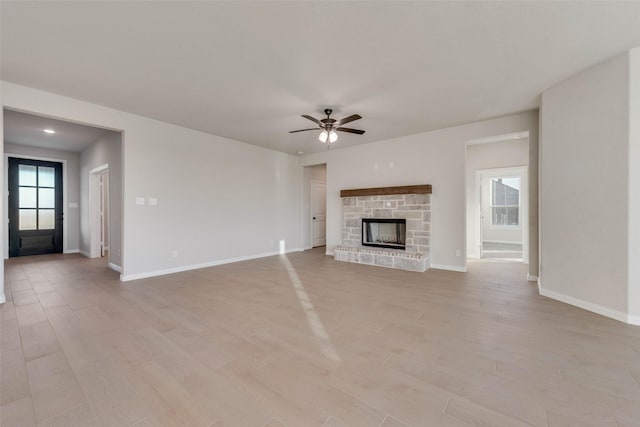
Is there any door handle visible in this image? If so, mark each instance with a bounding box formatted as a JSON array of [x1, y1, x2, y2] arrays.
[[313, 217, 316, 220]]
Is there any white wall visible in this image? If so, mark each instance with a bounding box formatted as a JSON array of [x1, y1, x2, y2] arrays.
[[465, 139, 529, 257], [540, 51, 630, 317], [300, 111, 539, 272], [300, 163, 326, 249], [1, 82, 300, 280], [628, 47, 640, 320], [4, 142, 81, 254], [80, 131, 122, 267]]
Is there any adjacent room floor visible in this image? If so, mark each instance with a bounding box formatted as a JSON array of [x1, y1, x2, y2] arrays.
[[1, 249, 639, 426]]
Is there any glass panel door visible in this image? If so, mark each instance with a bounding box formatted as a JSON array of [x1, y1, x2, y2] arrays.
[[8, 158, 63, 257]]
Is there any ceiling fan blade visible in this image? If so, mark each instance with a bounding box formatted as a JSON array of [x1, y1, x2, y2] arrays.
[[301, 114, 322, 125], [336, 114, 362, 126], [289, 128, 319, 133], [336, 127, 365, 135]]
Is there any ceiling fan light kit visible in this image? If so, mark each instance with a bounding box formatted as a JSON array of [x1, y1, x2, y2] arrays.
[[319, 130, 338, 143], [290, 108, 365, 146]]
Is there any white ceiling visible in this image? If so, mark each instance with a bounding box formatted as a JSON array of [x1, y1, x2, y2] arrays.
[[3, 2, 640, 155], [3, 109, 111, 152]]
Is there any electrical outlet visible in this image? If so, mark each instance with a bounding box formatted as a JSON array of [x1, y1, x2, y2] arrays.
[[171, 250, 178, 258], [455, 249, 461, 257]]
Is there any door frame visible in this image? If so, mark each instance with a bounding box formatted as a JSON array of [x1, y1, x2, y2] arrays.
[[89, 163, 109, 259], [475, 166, 528, 263], [299, 163, 327, 252], [310, 179, 327, 248], [4, 153, 69, 258]]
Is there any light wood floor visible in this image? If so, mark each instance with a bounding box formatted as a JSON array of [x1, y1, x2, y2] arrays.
[[2, 249, 640, 426]]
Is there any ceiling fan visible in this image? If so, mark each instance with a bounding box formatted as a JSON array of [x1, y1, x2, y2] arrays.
[[289, 108, 365, 144]]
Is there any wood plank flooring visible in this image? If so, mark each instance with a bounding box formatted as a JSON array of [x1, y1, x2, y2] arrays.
[[1, 249, 640, 426]]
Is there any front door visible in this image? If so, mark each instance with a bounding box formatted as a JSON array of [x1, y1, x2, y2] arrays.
[[8, 158, 63, 257]]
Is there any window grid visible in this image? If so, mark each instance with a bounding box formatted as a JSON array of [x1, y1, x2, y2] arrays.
[[18, 166, 55, 231], [490, 176, 520, 227]]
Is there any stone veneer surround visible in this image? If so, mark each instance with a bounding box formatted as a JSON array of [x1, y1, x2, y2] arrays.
[[342, 193, 431, 253], [335, 192, 431, 272]]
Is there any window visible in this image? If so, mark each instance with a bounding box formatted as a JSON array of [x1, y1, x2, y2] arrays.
[[18, 164, 56, 230], [491, 176, 520, 226]]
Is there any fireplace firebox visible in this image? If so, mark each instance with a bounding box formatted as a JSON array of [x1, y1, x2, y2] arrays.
[[362, 218, 406, 250]]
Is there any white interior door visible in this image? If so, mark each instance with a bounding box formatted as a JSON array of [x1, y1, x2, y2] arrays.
[[311, 181, 326, 247]]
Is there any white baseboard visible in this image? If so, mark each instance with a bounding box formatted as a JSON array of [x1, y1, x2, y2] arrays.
[[539, 285, 640, 325], [64, 249, 80, 254], [120, 248, 301, 282], [628, 314, 640, 326], [80, 249, 91, 258], [430, 263, 467, 273], [0, 293, 5, 304], [526, 274, 538, 282], [325, 250, 334, 256], [108, 263, 122, 273], [482, 240, 523, 245]]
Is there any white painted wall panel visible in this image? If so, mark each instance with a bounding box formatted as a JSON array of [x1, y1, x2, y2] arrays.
[[540, 51, 629, 314]]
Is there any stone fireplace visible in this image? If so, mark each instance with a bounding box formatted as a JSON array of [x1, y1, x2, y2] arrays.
[[334, 185, 431, 272]]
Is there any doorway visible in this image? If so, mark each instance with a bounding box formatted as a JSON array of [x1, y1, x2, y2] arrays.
[[89, 164, 110, 258], [302, 164, 327, 250], [8, 157, 63, 256], [311, 180, 326, 247], [465, 132, 530, 265], [477, 167, 527, 262]]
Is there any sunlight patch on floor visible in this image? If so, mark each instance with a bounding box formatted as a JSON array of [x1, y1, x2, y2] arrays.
[[281, 254, 341, 363]]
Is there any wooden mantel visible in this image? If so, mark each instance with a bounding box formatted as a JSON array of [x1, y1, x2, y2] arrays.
[[340, 184, 432, 198]]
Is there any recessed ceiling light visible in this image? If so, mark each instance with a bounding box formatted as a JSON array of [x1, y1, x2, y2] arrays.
[[43, 129, 56, 134], [296, 150, 304, 155]]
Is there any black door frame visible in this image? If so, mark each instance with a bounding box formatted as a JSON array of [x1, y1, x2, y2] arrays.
[[6, 155, 66, 257]]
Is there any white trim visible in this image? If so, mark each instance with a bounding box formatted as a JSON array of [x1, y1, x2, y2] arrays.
[[539, 285, 640, 325], [80, 249, 91, 258], [325, 249, 334, 256], [4, 153, 69, 257], [108, 262, 122, 273], [628, 315, 640, 326], [120, 248, 301, 282], [63, 249, 80, 254], [0, 293, 5, 304], [526, 274, 538, 282], [89, 164, 108, 174], [430, 263, 467, 272], [483, 239, 524, 245]]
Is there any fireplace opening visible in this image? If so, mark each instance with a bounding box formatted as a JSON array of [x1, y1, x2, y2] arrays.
[[362, 218, 406, 250]]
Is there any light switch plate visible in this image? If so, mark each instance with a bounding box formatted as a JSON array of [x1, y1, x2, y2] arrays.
[[148, 198, 158, 206], [135, 197, 145, 206]]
